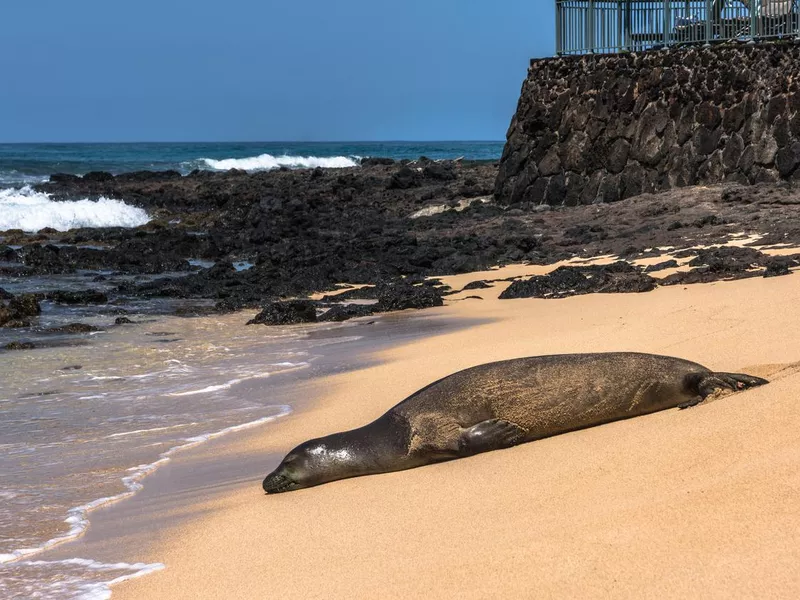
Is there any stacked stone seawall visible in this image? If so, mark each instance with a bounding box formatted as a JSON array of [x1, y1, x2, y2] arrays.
[[495, 44, 800, 206]]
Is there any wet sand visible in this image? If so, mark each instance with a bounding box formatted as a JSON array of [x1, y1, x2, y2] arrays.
[[113, 269, 800, 599]]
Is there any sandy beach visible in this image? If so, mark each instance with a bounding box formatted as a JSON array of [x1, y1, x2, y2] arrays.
[[105, 266, 800, 599]]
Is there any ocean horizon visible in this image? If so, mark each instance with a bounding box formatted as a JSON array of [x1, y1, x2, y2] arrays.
[[0, 141, 505, 186]]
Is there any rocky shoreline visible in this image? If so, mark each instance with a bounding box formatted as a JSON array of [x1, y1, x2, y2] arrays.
[[2, 160, 800, 339]]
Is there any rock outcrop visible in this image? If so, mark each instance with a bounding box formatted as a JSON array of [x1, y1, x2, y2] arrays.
[[499, 263, 656, 300], [0, 294, 41, 328], [496, 44, 800, 206]]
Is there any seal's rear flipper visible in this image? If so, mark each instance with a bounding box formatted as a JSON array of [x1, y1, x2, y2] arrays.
[[458, 419, 526, 456], [700, 372, 770, 397], [681, 372, 769, 408]]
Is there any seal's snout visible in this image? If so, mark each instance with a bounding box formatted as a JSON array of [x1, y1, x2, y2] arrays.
[[263, 472, 288, 494], [263, 468, 301, 494]]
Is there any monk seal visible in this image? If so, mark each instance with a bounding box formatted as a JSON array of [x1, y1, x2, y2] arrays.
[[263, 352, 767, 494]]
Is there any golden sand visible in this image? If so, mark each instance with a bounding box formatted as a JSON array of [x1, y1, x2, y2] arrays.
[[116, 271, 800, 599]]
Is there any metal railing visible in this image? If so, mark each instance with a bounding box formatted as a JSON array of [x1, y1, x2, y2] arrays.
[[555, 1, 799, 55]]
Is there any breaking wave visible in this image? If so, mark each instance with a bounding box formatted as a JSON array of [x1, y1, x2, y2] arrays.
[[0, 187, 150, 232], [200, 153, 359, 172]]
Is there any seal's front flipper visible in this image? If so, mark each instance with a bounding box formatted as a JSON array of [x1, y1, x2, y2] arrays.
[[459, 419, 526, 456], [678, 397, 703, 410]]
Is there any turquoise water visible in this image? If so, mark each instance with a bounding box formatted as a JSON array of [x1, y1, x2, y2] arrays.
[[0, 141, 504, 185]]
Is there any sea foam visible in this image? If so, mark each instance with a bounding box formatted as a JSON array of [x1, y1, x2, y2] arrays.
[[0, 186, 150, 232], [0, 409, 291, 567], [201, 153, 359, 171]]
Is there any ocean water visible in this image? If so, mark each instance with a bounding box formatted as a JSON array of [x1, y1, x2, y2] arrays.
[[0, 141, 503, 232], [0, 141, 503, 186], [0, 310, 308, 596]]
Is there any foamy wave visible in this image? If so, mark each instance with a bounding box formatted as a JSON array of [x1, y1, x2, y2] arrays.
[[200, 153, 359, 172], [0, 408, 291, 567], [0, 186, 150, 232], [167, 379, 244, 397], [6, 558, 165, 600]]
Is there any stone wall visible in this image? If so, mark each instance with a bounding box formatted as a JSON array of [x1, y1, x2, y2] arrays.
[[495, 44, 800, 206]]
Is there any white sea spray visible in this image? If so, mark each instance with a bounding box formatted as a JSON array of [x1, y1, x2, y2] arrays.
[[0, 186, 150, 232], [201, 153, 359, 171]]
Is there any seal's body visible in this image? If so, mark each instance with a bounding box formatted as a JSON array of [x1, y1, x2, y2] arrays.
[[263, 353, 767, 494]]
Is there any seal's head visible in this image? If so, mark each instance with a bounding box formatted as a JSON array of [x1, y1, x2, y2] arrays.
[[263, 414, 410, 494], [263, 436, 359, 494]]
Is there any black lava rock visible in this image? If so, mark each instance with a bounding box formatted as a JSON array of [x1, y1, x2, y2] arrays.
[[661, 247, 772, 286], [499, 263, 656, 299], [45, 290, 108, 305], [0, 293, 41, 328], [318, 304, 376, 322], [4, 341, 36, 351], [9, 294, 41, 316], [688, 247, 764, 273], [423, 162, 457, 181], [360, 157, 395, 166], [114, 170, 182, 183], [49, 173, 82, 184], [18, 239, 193, 276], [82, 171, 115, 182], [763, 258, 795, 278], [644, 260, 679, 273], [44, 323, 102, 334], [247, 300, 318, 326], [388, 166, 421, 190], [461, 280, 494, 290], [375, 283, 444, 311], [19, 159, 800, 324], [1, 246, 19, 262]]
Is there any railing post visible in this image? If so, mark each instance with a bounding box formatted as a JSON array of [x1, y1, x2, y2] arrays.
[[588, 0, 596, 52], [796, 0, 800, 40], [750, 0, 758, 42], [625, 0, 632, 50], [663, 0, 670, 47], [556, 0, 563, 54], [705, 0, 712, 44]]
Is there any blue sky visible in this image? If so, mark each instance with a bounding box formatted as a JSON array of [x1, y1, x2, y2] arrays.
[[0, 1, 553, 142]]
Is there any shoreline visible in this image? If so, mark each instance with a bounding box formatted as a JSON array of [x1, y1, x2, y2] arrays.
[[19, 309, 474, 598], [106, 269, 800, 599]]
